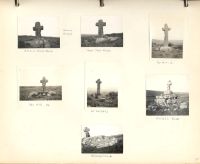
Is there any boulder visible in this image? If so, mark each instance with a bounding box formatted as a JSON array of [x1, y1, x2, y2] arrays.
[[95, 36, 120, 44], [48, 91, 57, 96], [28, 91, 39, 98], [95, 37, 109, 44]]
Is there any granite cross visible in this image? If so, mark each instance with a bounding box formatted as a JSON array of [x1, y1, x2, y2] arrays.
[[96, 79, 102, 96], [96, 19, 106, 37], [162, 24, 171, 47], [167, 80, 172, 91], [40, 76, 48, 93], [83, 127, 90, 138], [33, 22, 44, 37]]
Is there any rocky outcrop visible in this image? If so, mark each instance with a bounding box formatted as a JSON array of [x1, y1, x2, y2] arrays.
[[82, 135, 123, 153], [82, 135, 118, 149]]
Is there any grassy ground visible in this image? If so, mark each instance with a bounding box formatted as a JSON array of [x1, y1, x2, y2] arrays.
[[20, 86, 62, 101], [87, 91, 118, 107], [18, 35, 60, 48], [81, 33, 123, 47], [152, 39, 183, 58], [146, 90, 189, 116]]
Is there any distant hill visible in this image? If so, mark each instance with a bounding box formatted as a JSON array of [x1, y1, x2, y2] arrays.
[[146, 90, 189, 97], [152, 39, 183, 46]]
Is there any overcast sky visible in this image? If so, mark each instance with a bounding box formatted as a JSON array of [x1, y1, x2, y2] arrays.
[[86, 62, 120, 92], [150, 14, 185, 40], [82, 124, 122, 137], [81, 16, 123, 35], [18, 17, 60, 37], [146, 74, 189, 92], [18, 68, 63, 86]]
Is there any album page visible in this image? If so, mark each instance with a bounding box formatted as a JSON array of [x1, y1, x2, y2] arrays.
[[0, 0, 200, 163]]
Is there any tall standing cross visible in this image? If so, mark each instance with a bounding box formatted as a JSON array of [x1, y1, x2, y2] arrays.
[[33, 22, 44, 37], [96, 79, 102, 96], [162, 24, 171, 47], [40, 76, 48, 93], [96, 19, 106, 37], [167, 80, 172, 91]]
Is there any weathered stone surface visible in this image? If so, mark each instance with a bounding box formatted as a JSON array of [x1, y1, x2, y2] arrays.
[[160, 24, 172, 52], [96, 79, 102, 96], [33, 22, 44, 37], [162, 24, 171, 47], [154, 80, 178, 107], [96, 19, 106, 37]]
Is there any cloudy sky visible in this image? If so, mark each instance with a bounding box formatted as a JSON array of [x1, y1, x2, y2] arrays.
[[81, 16, 123, 35], [150, 14, 185, 40], [18, 16, 60, 37], [146, 74, 189, 92], [86, 62, 120, 92], [82, 124, 122, 137]]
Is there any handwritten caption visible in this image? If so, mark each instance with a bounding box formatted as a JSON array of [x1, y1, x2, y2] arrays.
[[156, 117, 180, 121], [86, 49, 111, 53], [24, 49, 54, 53], [28, 103, 50, 107], [90, 109, 109, 113], [91, 154, 112, 158], [63, 29, 72, 36]]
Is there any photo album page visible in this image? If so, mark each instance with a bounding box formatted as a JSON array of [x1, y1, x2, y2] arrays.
[[0, 0, 200, 163]]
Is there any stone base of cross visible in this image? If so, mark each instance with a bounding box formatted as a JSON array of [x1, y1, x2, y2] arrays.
[[38, 91, 49, 96], [160, 46, 172, 52]]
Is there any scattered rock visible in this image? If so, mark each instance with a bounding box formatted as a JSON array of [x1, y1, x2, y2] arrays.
[[48, 91, 57, 96], [160, 46, 173, 52], [95, 37, 109, 44], [28, 91, 39, 98]]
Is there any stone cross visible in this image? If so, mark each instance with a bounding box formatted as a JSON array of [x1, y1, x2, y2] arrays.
[[83, 127, 90, 138], [162, 24, 171, 47], [96, 79, 102, 96], [40, 76, 48, 93], [167, 80, 172, 91], [96, 19, 106, 37], [33, 22, 44, 37]]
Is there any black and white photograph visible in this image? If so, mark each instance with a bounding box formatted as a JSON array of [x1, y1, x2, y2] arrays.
[[81, 16, 123, 47], [150, 14, 185, 59], [81, 125, 123, 154], [86, 63, 119, 108], [146, 74, 189, 116], [18, 17, 60, 48], [19, 68, 62, 101]]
